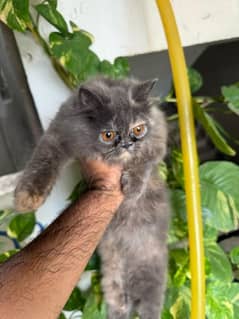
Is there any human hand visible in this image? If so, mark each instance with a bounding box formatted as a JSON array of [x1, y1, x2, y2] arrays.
[[80, 159, 123, 193]]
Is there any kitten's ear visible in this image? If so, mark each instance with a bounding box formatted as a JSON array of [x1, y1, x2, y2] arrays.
[[132, 79, 158, 103], [78, 85, 108, 109]]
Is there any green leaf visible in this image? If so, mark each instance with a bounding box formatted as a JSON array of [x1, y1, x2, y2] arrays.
[[170, 190, 186, 222], [200, 161, 239, 232], [70, 21, 94, 42], [194, 101, 236, 156], [99, 60, 115, 78], [0, 210, 13, 222], [158, 161, 168, 182], [98, 57, 129, 79], [161, 310, 174, 319], [222, 83, 239, 115], [83, 51, 101, 78], [68, 179, 87, 202], [170, 149, 184, 188], [168, 190, 188, 244], [203, 224, 218, 242], [162, 287, 180, 319], [0, 249, 19, 263], [0, 210, 4, 219], [85, 252, 101, 271], [0, 0, 30, 31], [230, 246, 239, 265], [0, 1, 8, 12], [49, 30, 100, 85], [35, 2, 68, 34], [188, 67, 203, 93], [169, 249, 189, 287], [113, 57, 130, 78], [206, 282, 239, 319], [7, 212, 36, 241], [13, 0, 30, 23], [91, 271, 103, 297], [81, 293, 106, 319], [169, 286, 191, 319], [205, 242, 232, 282], [82, 301, 100, 319], [48, 0, 57, 9], [64, 287, 85, 311], [99, 302, 107, 319], [170, 161, 239, 237], [69, 20, 80, 32]]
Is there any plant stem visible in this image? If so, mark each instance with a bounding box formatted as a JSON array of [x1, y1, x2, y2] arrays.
[[167, 114, 178, 121], [27, 16, 74, 90], [165, 95, 213, 104], [164, 95, 225, 108]]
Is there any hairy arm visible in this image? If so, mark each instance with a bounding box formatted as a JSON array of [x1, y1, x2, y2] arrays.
[[0, 161, 123, 319]]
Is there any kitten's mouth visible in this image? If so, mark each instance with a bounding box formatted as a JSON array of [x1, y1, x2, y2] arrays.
[[118, 147, 133, 161], [104, 144, 135, 163]]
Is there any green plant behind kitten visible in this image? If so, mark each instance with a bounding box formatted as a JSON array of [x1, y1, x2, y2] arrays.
[[15, 77, 170, 319]]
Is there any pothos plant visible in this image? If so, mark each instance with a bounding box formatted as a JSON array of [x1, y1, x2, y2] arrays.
[[1, 1, 239, 319]]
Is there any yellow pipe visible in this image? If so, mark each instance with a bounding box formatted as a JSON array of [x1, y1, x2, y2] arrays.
[[155, 1, 205, 318]]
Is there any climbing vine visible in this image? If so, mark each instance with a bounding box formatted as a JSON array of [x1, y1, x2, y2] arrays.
[[0, 0, 129, 88]]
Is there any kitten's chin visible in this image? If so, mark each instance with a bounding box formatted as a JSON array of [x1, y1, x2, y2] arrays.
[[118, 150, 132, 163], [102, 149, 134, 166]]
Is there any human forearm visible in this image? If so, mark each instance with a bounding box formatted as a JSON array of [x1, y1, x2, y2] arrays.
[[0, 189, 123, 319]]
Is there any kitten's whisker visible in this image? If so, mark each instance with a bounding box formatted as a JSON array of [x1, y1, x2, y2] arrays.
[[103, 149, 114, 155], [103, 149, 114, 157], [103, 148, 115, 160]]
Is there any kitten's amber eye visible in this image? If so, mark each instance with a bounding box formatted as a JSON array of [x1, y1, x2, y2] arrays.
[[100, 131, 116, 144], [132, 124, 147, 139]]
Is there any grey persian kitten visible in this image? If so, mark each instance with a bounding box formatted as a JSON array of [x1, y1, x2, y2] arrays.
[[15, 77, 170, 319]]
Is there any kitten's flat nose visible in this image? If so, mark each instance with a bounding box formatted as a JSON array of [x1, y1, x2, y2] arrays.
[[121, 142, 133, 149]]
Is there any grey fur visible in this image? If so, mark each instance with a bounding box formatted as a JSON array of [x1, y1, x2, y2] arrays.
[[15, 77, 170, 319]]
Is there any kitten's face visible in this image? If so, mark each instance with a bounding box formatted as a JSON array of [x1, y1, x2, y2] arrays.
[[76, 77, 167, 165]]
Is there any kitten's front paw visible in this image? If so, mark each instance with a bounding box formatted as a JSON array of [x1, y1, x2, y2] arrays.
[[14, 188, 45, 212]]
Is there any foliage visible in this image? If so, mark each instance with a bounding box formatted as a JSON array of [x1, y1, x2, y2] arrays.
[[188, 67, 203, 93], [161, 68, 239, 318], [166, 66, 239, 156], [0, 0, 31, 32], [193, 101, 236, 156], [7, 212, 35, 241], [222, 83, 239, 115], [164, 160, 239, 319], [0, 0, 129, 89], [1, 1, 239, 319]]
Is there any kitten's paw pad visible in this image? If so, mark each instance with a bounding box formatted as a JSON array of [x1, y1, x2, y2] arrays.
[[121, 172, 131, 194], [14, 190, 45, 212]]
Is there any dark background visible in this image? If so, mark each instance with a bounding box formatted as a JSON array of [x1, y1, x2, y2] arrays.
[[0, 22, 42, 177]]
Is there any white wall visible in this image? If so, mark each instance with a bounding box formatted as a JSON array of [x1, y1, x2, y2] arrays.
[[143, 0, 239, 53], [36, 0, 239, 58]]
